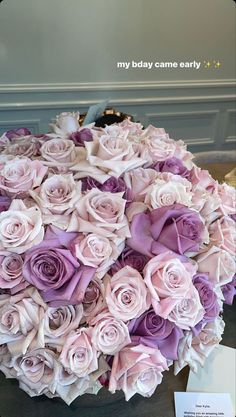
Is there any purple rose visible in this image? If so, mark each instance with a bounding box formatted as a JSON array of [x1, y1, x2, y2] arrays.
[[69, 128, 93, 146], [193, 273, 220, 322], [4, 127, 31, 140], [222, 274, 236, 305], [82, 175, 128, 195], [152, 157, 190, 178], [22, 225, 96, 306], [127, 204, 206, 257], [128, 309, 183, 360], [109, 247, 149, 275], [0, 196, 11, 213]]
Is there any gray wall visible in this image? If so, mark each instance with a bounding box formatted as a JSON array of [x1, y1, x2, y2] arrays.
[[0, 0, 235, 153]]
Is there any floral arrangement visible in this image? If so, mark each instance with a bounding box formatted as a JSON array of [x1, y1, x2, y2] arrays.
[[0, 112, 235, 405]]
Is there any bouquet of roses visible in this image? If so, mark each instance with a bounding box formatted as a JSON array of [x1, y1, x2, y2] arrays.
[[0, 112, 235, 405]]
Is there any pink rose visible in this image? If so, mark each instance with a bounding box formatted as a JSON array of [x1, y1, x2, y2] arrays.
[[3, 136, 41, 159], [0, 199, 44, 254], [109, 343, 168, 400], [90, 309, 131, 354], [29, 174, 82, 229], [144, 173, 192, 209], [209, 216, 235, 256], [0, 252, 29, 294], [217, 182, 236, 216], [50, 111, 80, 136], [43, 304, 83, 349], [68, 188, 130, 243], [195, 246, 235, 287], [0, 287, 46, 354], [0, 158, 47, 198], [59, 328, 98, 377], [12, 348, 60, 396], [84, 129, 146, 177], [71, 232, 123, 278], [144, 252, 197, 317], [123, 168, 158, 202], [105, 266, 151, 321], [40, 138, 82, 172], [168, 286, 205, 330], [82, 276, 106, 323]]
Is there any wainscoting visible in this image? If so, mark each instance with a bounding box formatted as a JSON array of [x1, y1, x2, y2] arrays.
[[0, 79, 235, 154]]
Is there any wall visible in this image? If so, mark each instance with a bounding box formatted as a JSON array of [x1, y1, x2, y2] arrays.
[[0, 0, 235, 153]]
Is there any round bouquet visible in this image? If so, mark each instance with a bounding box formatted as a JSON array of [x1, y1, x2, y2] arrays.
[[0, 112, 235, 405]]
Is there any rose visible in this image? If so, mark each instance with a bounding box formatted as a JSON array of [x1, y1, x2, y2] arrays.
[[209, 216, 235, 256], [3, 136, 41, 158], [168, 286, 205, 330], [153, 157, 190, 178], [144, 173, 192, 209], [0, 158, 48, 198], [90, 310, 131, 354], [67, 188, 130, 243], [69, 128, 93, 146], [71, 232, 123, 278], [174, 316, 225, 374], [43, 304, 83, 347], [3, 127, 31, 140], [0, 287, 46, 354], [12, 348, 60, 396], [81, 175, 127, 195], [40, 138, 82, 171], [0, 252, 29, 295], [0, 195, 11, 212], [189, 165, 217, 189], [82, 276, 106, 323], [195, 245, 235, 287], [217, 182, 236, 216], [22, 226, 96, 306], [109, 247, 149, 275], [0, 199, 44, 254], [105, 266, 151, 321], [109, 343, 168, 400], [29, 173, 82, 229], [127, 203, 208, 257], [222, 275, 236, 305], [123, 168, 158, 202], [59, 328, 98, 377], [84, 129, 146, 177], [143, 252, 197, 317], [50, 111, 80, 136], [129, 309, 183, 360], [193, 273, 220, 322]]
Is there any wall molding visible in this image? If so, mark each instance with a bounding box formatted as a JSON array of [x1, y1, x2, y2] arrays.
[[0, 79, 235, 93]]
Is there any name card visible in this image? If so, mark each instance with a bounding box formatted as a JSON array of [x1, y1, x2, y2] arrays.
[[174, 392, 234, 417]]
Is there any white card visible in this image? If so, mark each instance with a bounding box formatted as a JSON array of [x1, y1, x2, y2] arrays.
[[174, 392, 234, 417], [187, 345, 236, 415]]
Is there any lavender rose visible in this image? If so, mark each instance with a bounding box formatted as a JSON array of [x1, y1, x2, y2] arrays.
[[153, 157, 190, 178], [109, 247, 149, 275], [0, 195, 11, 212], [69, 128, 93, 146], [22, 226, 96, 306], [129, 309, 183, 360], [127, 203, 208, 257], [193, 273, 221, 323], [221, 275, 236, 305]]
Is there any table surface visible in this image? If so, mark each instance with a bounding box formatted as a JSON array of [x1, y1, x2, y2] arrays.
[[0, 161, 235, 417]]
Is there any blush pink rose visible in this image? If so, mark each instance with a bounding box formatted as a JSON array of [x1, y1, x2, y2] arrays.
[[195, 245, 235, 287], [109, 343, 168, 400], [67, 188, 130, 243], [123, 168, 158, 202], [3, 136, 41, 159], [0, 199, 44, 254], [59, 328, 98, 377], [40, 138, 82, 172], [217, 182, 236, 216], [105, 266, 151, 321], [0, 158, 48, 198], [50, 111, 80, 136], [82, 276, 106, 323], [209, 216, 235, 256], [0, 252, 29, 294], [144, 252, 197, 317], [0, 287, 46, 354], [71, 232, 123, 278], [84, 128, 146, 177], [12, 347, 60, 397], [167, 286, 205, 330], [90, 309, 131, 354]]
